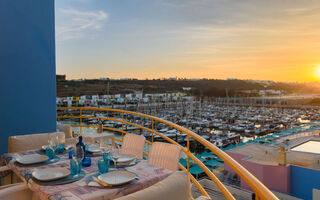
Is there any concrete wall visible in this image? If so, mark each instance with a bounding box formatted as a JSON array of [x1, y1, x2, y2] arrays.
[[0, 0, 56, 154], [290, 166, 320, 200], [225, 152, 290, 194]]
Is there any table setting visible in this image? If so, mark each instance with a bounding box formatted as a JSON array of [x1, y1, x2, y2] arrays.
[[3, 134, 173, 200]]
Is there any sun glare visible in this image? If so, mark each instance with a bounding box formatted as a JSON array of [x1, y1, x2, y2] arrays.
[[316, 66, 320, 79]]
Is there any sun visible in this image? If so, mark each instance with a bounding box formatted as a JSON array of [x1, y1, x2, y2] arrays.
[[316, 66, 320, 79]]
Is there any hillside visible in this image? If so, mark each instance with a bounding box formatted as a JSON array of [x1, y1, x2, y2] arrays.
[[56, 77, 320, 97]]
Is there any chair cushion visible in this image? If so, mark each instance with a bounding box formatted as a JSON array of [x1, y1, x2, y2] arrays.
[[0, 183, 33, 200], [57, 124, 73, 138], [115, 171, 192, 200], [65, 137, 78, 145], [8, 132, 65, 153]]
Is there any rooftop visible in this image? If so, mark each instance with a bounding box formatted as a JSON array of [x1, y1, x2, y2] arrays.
[[291, 140, 320, 154], [227, 143, 320, 170]]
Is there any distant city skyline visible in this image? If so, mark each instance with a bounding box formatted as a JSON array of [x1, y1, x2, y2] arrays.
[[60, 75, 320, 84], [55, 0, 320, 82]]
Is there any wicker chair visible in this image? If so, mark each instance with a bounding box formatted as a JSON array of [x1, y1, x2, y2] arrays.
[[148, 142, 181, 171], [0, 182, 34, 200], [119, 134, 145, 160]]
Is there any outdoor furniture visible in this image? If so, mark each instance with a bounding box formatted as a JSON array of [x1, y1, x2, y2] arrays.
[[119, 134, 145, 159], [115, 171, 209, 200], [82, 132, 115, 147], [0, 183, 33, 200], [4, 149, 172, 200], [4, 132, 65, 185], [115, 171, 192, 200], [148, 142, 181, 171], [0, 165, 15, 185], [57, 123, 73, 138], [8, 132, 65, 153], [64, 137, 78, 145]]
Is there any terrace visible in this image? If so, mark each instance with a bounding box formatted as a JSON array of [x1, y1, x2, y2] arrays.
[[0, 1, 279, 199]]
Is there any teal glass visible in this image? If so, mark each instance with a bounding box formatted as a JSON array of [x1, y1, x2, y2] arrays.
[[98, 159, 109, 174], [105, 158, 110, 172], [56, 143, 65, 154], [77, 159, 82, 174], [70, 159, 78, 175], [103, 152, 111, 162], [45, 147, 54, 160]]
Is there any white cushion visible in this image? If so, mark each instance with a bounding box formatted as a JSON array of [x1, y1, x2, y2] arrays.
[[0, 183, 33, 200], [115, 171, 192, 200]]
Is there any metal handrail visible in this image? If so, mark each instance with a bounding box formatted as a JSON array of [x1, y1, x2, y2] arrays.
[[57, 107, 279, 200]]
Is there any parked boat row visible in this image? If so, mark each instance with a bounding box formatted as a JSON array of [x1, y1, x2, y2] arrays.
[[58, 101, 320, 153]]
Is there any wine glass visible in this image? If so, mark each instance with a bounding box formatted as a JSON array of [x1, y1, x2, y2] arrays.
[[57, 135, 65, 152], [111, 148, 120, 169], [48, 135, 58, 153], [76, 147, 84, 174], [76, 147, 84, 161], [111, 148, 120, 183]]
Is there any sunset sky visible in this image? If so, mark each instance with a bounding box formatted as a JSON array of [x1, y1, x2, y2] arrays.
[[55, 0, 320, 82]]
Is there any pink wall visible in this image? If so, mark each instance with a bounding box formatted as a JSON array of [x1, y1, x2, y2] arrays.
[[224, 152, 290, 193]]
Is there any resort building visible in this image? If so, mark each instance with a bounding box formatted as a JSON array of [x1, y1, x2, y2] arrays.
[[225, 134, 320, 200]]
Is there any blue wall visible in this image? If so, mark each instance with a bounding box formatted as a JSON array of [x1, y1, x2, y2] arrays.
[[290, 165, 320, 200], [0, 0, 56, 155]]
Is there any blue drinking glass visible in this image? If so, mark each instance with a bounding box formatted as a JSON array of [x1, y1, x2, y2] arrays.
[[56, 143, 65, 154], [103, 152, 111, 162], [98, 159, 109, 174], [45, 147, 55, 160], [70, 159, 78, 175], [105, 158, 110, 172]]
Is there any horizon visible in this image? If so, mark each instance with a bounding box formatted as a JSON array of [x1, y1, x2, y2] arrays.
[[55, 0, 320, 82], [59, 75, 320, 84]]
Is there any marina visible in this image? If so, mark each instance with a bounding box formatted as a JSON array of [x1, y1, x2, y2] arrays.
[[58, 101, 320, 177]]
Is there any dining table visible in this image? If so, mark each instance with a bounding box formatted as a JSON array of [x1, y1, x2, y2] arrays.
[[3, 149, 173, 200]]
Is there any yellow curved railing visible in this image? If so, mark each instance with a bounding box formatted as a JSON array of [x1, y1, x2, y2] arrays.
[[57, 107, 279, 200]]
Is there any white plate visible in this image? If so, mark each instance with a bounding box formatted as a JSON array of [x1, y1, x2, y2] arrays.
[[16, 154, 49, 165], [116, 154, 136, 164], [88, 146, 101, 153], [98, 171, 136, 186], [32, 167, 70, 181]]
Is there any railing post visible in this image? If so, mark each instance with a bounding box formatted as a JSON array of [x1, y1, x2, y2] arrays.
[[80, 108, 82, 134], [97, 118, 103, 133], [187, 134, 190, 171], [121, 112, 124, 142], [151, 119, 154, 144]]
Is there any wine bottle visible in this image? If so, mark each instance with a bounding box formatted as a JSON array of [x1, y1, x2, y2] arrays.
[[76, 136, 86, 160]]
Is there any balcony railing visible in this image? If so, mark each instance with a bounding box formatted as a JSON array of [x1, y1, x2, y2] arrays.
[[57, 107, 279, 200]]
